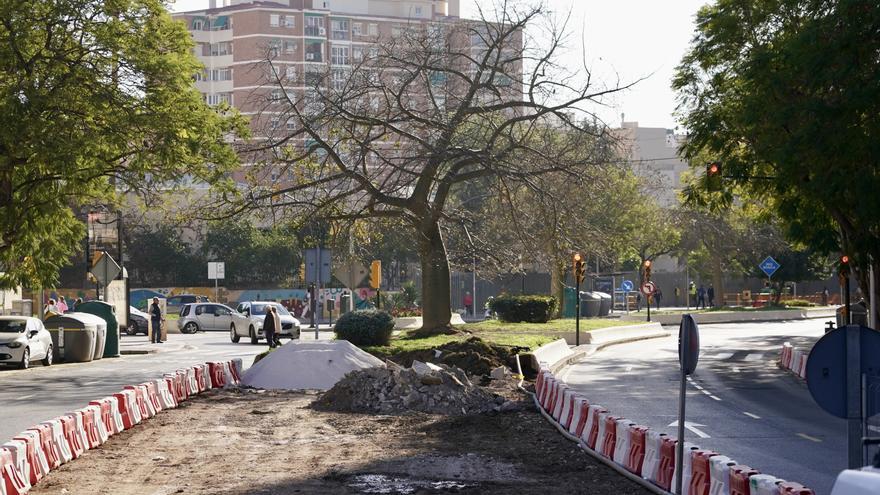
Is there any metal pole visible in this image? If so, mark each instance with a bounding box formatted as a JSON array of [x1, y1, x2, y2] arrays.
[[575, 277, 581, 346], [870, 261, 876, 330], [685, 263, 690, 310], [674, 367, 687, 495], [647, 294, 651, 322], [846, 325, 862, 468], [845, 273, 852, 325], [214, 278, 219, 303]]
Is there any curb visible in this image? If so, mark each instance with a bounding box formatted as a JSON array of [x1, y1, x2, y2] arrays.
[[620, 309, 836, 326], [119, 350, 156, 355]]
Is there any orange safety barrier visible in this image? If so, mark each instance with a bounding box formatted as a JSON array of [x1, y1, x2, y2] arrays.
[[11, 432, 48, 486], [88, 400, 115, 437], [228, 360, 242, 383], [600, 415, 620, 458], [626, 425, 649, 475], [584, 406, 607, 450], [655, 436, 677, 491], [729, 465, 760, 495], [113, 391, 140, 430], [571, 399, 591, 438], [0, 447, 29, 495], [143, 382, 163, 413], [208, 362, 227, 388], [27, 424, 61, 471], [80, 406, 106, 449], [57, 415, 85, 460], [688, 449, 718, 495], [778, 481, 815, 494]]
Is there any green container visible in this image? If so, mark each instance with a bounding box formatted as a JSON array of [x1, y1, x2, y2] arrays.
[[77, 301, 119, 358], [563, 287, 577, 318]]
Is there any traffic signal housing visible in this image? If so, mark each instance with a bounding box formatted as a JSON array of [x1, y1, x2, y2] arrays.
[[370, 260, 382, 289], [706, 161, 722, 191], [299, 262, 306, 281], [572, 253, 585, 284], [643, 259, 652, 281]]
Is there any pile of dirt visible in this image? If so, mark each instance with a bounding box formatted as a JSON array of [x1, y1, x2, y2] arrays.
[[313, 362, 517, 416], [384, 337, 527, 377]]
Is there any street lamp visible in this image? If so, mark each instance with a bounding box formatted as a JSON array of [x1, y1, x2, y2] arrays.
[[462, 224, 477, 320]]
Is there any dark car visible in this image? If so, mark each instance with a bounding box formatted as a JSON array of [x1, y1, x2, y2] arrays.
[[126, 306, 150, 336]]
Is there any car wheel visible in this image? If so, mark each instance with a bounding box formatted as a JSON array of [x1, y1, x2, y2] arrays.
[[126, 321, 139, 336], [249, 326, 259, 345], [183, 322, 199, 334], [19, 348, 29, 370], [42, 345, 53, 366], [230, 324, 240, 343]]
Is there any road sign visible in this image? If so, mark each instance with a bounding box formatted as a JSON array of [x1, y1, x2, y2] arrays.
[[207, 262, 225, 280], [679, 314, 700, 375], [641, 281, 656, 296], [807, 325, 880, 419], [759, 256, 781, 278], [334, 260, 368, 289], [621, 280, 634, 292], [304, 248, 332, 285], [91, 251, 121, 286]]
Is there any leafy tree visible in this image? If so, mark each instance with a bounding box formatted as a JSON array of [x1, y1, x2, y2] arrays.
[[203, 222, 302, 288], [125, 224, 205, 287], [674, 0, 880, 304], [0, 0, 243, 288]]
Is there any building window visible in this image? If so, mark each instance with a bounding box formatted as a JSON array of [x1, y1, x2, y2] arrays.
[[270, 89, 284, 101], [414, 6, 422, 16], [282, 15, 295, 28], [391, 25, 402, 37], [284, 40, 297, 53], [268, 39, 281, 57], [305, 41, 323, 62], [331, 69, 348, 90], [192, 18, 205, 30], [331, 46, 349, 65], [209, 42, 232, 56], [368, 23, 378, 36], [285, 66, 297, 81], [287, 120, 296, 131], [331, 19, 349, 40], [305, 16, 325, 37], [352, 46, 364, 62], [270, 14, 280, 27], [269, 117, 280, 129], [204, 93, 232, 105], [352, 22, 362, 36]]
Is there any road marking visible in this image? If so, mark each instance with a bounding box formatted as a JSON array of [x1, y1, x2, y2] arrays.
[[693, 384, 704, 390], [82, 381, 101, 386], [668, 420, 711, 439], [797, 433, 822, 443], [709, 395, 722, 401], [732, 367, 741, 373], [712, 352, 733, 360], [743, 412, 761, 419], [17, 394, 34, 400], [744, 353, 765, 362], [625, 366, 633, 372]]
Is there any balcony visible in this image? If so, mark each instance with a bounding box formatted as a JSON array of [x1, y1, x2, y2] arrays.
[[192, 29, 233, 43]]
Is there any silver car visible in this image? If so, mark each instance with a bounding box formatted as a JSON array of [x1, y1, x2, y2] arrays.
[[177, 303, 249, 335], [233, 301, 301, 344], [0, 317, 53, 369]]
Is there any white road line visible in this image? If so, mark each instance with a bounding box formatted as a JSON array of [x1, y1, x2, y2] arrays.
[[625, 366, 633, 373], [732, 367, 741, 373], [743, 412, 761, 419], [692, 384, 704, 390], [700, 390, 712, 396], [17, 394, 34, 400], [797, 433, 822, 443], [709, 395, 722, 401], [712, 352, 733, 360], [744, 353, 765, 362], [82, 381, 101, 386]]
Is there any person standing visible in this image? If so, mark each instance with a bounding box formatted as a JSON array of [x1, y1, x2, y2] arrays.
[[688, 282, 697, 308], [463, 291, 473, 316], [150, 297, 164, 344], [654, 287, 662, 310], [44, 299, 59, 317], [272, 305, 282, 347], [263, 305, 277, 349], [822, 287, 830, 306], [697, 285, 707, 309], [57, 296, 69, 313], [707, 285, 716, 307]]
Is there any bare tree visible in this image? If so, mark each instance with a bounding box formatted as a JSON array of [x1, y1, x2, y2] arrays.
[[213, 2, 629, 335]]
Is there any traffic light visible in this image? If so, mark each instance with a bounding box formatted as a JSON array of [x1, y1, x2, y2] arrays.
[[706, 161, 722, 191], [643, 259, 652, 281], [839, 255, 850, 274], [299, 263, 306, 281], [572, 253, 585, 283], [370, 260, 381, 289]]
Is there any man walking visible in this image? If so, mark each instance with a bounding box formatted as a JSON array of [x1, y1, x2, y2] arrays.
[[263, 305, 277, 349], [463, 291, 473, 316], [697, 285, 707, 309], [688, 282, 697, 308], [707, 285, 716, 307], [150, 297, 164, 344], [654, 287, 662, 310]]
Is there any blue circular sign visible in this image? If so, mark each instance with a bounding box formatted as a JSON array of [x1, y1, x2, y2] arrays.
[[806, 325, 880, 419], [621, 280, 634, 292]]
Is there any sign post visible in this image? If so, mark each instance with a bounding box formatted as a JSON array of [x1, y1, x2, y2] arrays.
[[759, 256, 781, 289], [641, 281, 656, 322], [621, 280, 633, 314], [91, 251, 121, 302], [573, 253, 585, 346], [207, 262, 225, 302], [675, 314, 700, 495]]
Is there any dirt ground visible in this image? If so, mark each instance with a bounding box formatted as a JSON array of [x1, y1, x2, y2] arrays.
[[31, 388, 651, 495]]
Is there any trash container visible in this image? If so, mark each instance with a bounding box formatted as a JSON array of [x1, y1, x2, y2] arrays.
[[596, 292, 612, 316], [837, 301, 868, 327], [563, 287, 577, 318], [580, 291, 601, 318], [43, 314, 98, 363], [76, 301, 119, 358], [340, 292, 352, 315]]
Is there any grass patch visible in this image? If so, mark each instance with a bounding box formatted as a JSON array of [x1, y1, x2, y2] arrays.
[[458, 318, 632, 334], [648, 305, 813, 316]]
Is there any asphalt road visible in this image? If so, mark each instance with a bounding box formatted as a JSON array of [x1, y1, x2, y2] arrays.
[[560, 319, 846, 494], [0, 330, 330, 444]]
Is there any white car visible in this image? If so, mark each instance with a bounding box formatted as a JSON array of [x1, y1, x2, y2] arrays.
[[178, 303, 250, 334], [831, 465, 880, 494], [0, 317, 53, 369], [234, 301, 301, 344]]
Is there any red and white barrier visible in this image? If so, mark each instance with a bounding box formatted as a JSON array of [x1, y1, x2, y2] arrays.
[[778, 481, 816, 494], [0, 447, 29, 495], [113, 390, 142, 429], [642, 430, 668, 484], [25, 425, 60, 471], [556, 388, 574, 426], [656, 436, 678, 491], [37, 420, 72, 466], [688, 449, 717, 495], [582, 405, 606, 449], [729, 465, 760, 495], [568, 397, 590, 437], [674, 442, 700, 495], [781, 343, 809, 380], [79, 405, 108, 448], [625, 425, 649, 475], [552, 384, 569, 421], [10, 432, 48, 486], [156, 378, 177, 410], [56, 415, 85, 461], [749, 474, 785, 494], [185, 368, 199, 395], [707, 454, 736, 495], [0, 441, 30, 493], [612, 419, 633, 465]]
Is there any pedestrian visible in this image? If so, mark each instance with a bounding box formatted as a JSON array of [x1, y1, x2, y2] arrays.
[[463, 291, 473, 316], [822, 287, 829, 306], [72, 298, 83, 312], [674, 287, 681, 305], [44, 299, 59, 316], [707, 285, 715, 307], [484, 296, 494, 319], [688, 282, 697, 307], [654, 287, 662, 310], [636, 291, 642, 311], [272, 305, 282, 347], [57, 296, 69, 313], [150, 297, 164, 344], [697, 285, 707, 309], [263, 305, 277, 348]]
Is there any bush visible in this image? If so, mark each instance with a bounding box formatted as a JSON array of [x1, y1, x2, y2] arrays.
[[784, 299, 815, 307], [334, 309, 395, 346], [489, 295, 558, 323]]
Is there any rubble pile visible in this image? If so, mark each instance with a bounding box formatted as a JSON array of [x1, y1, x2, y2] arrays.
[[314, 361, 516, 415]]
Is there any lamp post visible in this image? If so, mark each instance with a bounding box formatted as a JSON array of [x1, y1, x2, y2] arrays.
[[462, 225, 477, 319]]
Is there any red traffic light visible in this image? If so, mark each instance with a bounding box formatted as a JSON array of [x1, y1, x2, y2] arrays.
[[643, 260, 652, 268], [841, 255, 849, 264], [709, 163, 719, 174]]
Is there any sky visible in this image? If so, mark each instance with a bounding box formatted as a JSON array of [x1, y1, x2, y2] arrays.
[[169, 0, 709, 130]]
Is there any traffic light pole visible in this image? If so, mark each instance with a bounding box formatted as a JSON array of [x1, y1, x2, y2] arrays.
[[575, 276, 581, 346], [647, 294, 651, 322]]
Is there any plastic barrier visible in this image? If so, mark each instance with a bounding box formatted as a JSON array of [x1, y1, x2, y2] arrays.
[[186, 367, 199, 395], [749, 474, 785, 495], [569, 398, 590, 437], [56, 415, 85, 460], [230, 358, 243, 383], [541, 377, 556, 410], [612, 419, 633, 466], [197, 364, 210, 391], [778, 481, 815, 494], [655, 436, 677, 491], [688, 450, 718, 495], [625, 425, 649, 475], [143, 382, 163, 414], [642, 431, 667, 483], [60, 412, 89, 458], [87, 399, 117, 438], [707, 455, 736, 495], [729, 465, 761, 495], [155, 378, 177, 410], [208, 361, 228, 389], [594, 411, 609, 453], [0, 447, 29, 495], [552, 384, 569, 421], [600, 415, 620, 458], [780, 343, 792, 368], [790, 351, 802, 376], [79, 405, 108, 448], [10, 431, 48, 486], [27, 424, 61, 471], [675, 442, 701, 495], [583, 405, 607, 449], [798, 357, 808, 379], [125, 385, 153, 419], [176, 371, 190, 401], [556, 388, 574, 426], [39, 420, 73, 465], [0, 441, 30, 494], [113, 390, 142, 429], [536, 371, 550, 405]]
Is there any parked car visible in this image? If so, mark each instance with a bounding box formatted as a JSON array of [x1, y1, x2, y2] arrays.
[[126, 306, 150, 336], [234, 301, 301, 344], [165, 294, 209, 314], [178, 303, 248, 335], [0, 317, 53, 369]]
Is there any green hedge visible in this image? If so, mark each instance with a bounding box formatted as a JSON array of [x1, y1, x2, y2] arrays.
[[489, 295, 558, 323], [784, 299, 815, 307], [334, 309, 395, 346]]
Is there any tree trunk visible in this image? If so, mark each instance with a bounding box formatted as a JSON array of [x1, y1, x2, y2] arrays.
[[711, 255, 724, 307], [550, 256, 565, 318], [415, 219, 454, 336]]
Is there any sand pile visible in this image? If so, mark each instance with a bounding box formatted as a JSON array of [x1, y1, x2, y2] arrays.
[[241, 340, 385, 390], [313, 361, 514, 415]]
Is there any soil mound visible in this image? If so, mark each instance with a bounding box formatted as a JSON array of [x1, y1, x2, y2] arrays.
[[385, 337, 526, 377], [241, 340, 384, 390], [313, 362, 513, 415]]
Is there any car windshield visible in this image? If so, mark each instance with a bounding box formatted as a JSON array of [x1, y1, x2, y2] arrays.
[[250, 303, 290, 316], [0, 320, 26, 333]]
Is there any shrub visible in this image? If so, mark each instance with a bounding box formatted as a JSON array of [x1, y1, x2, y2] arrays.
[[390, 307, 422, 317], [785, 299, 815, 307], [334, 309, 395, 346], [489, 295, 558, 323]]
